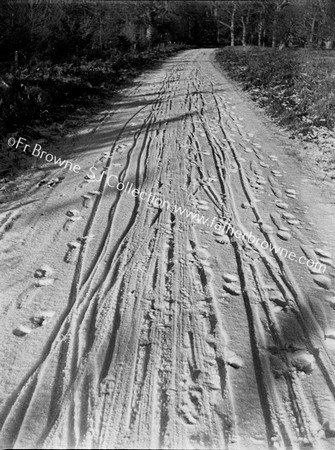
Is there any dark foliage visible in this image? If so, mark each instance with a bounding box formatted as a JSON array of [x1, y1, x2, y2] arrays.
[[216, 47, 335, 133]]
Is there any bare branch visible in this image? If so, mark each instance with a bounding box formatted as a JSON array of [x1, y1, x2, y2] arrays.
[[218, 20, 232, 29]]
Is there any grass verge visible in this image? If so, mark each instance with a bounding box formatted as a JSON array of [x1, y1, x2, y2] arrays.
[[216, 46, 335, 179], [216, 47, 335, 133]]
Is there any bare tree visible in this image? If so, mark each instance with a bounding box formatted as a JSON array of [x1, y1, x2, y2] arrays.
[[219, 1, 237, 46], [272, 0, 290, 47], [239, 3, 251, 46], [256, 1, 266, 47]]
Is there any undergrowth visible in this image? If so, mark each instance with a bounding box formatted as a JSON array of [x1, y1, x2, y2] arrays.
[[0, 44, 186, 177], [216, 47, 335, 135]]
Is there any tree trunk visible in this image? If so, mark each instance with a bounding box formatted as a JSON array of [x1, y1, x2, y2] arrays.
[[241, 16, 246, 46], [245, 6, 250, 45], [309, 15, 316, 44], [230, 2, 236, 46], [146, 24, 153, 43], [146, 8, 154, 47], [257, 5, 264, 48], [258, 19, 263, 47], [262, 28, 266, 47], [213, 2, 220, 45], [272, 16, 277, 48], [272, 1, 290, 48]]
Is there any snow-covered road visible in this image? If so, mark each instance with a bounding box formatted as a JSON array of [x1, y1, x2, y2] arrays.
[[0, 48, 335, 450]]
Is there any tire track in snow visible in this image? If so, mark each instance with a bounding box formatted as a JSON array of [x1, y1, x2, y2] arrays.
[[0, 49, 335, 450]]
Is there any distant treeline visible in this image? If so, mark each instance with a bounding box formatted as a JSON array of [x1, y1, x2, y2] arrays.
[[1, 0, 335, 66]]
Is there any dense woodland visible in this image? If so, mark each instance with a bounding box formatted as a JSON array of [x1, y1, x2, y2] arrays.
[[1, 0, 335, 64], [1, 1, 335, 176]]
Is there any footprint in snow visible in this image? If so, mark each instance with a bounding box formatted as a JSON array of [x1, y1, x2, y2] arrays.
[[225, 349, 243, 368], [100, 152, 112, 161], [223, 282, 241, 296], [286, 193, 296, 199], [64, 218, 81, 231], [313, 275, 332, 290], [65, 241, 81, 263], [35, 278, 55, 287], [250, 161, 262, 176], [268, 290, 287, 308], [222, 273, 241, 295], [314, 249, 333, 268], [66, 209, 81, 218], [327, 297, 335, 310], [31, 310, 55, 327], [82, 194, 93, 208], [261, 223, 274, 234], [34, 264, 55, 287], [271, 170, 282, 178], [287, 219, 300, 226], [197, 248, 211, 260], [319, 257, 334, 268], [215, 235, 230, 245], [13, 325, 33, 337], [198, 204, 209, 211], [46, 177, 64, 188], [275, 201, 289, 210], [223, 273, 239, 283], [272, 187, 283, 198], [256, 177, 266, 186], [277, 230, 291, 241], [282, 212, 295, 220], [34, 264, 54, 278], [268, 175, 280, 188], [315, 248, 332, 259], [13, 310, 56, 337], [308, 265, 323, 275], [213, 231, 230, 245], [270, 212, 284, 229], [89, 190, 101, 196], [64, 210, 82, 231]]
